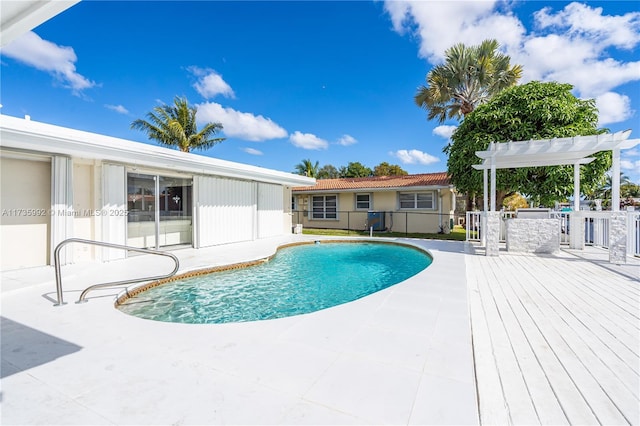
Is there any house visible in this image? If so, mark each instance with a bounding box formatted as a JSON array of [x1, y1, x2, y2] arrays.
[[291, 173, 456, 234], [0, 115, 314, 271]]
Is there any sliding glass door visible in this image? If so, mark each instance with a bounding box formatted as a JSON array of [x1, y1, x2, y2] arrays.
[[127, 172, 192, 249], [158, 176, 192, 247]]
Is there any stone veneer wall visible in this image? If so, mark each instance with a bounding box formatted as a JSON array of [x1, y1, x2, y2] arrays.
[[608, 212, 627, 264], [506, 218, 560, 254], [485, 212, 501, 257]]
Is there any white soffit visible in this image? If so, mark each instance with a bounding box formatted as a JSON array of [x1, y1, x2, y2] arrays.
[[472, 130, 639, 170], [1, 0, 80, 47]]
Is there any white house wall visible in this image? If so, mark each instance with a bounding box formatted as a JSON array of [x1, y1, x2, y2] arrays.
[[0, 155, 51, 270], [257, 182, 283, 239], [196, 176, 256, 247]]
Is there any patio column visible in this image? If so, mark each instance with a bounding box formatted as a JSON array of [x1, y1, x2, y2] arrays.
[[101, 164, 127, 261], [569, 211, 585, 250], [485, 211, 500, 256], [483, 167, 488, 212], [573, 162, 580, 212], [612, 148, 621, 212], [609, 212, 627, 264], [51, 155, 73, 265], [490, 159, 496, 212]]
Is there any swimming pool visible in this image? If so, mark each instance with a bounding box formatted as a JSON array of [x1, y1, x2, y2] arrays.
[[117, 241, 432, 324]]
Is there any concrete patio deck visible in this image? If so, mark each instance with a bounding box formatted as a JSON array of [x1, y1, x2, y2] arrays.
[[1, 236, 638, 425], [1, 235, 477, 425]]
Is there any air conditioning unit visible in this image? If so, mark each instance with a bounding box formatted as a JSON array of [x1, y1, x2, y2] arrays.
[[367, 211, 385, 231]]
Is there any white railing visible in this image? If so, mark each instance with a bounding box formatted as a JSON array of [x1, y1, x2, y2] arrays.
[[466, 211, 482, 242], [466, 209, 639, 258], [582, 211, 610, 249], [551, 212, 571, 245], [465, 211, 515, 243]]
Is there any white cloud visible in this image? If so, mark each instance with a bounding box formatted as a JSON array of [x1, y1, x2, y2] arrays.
[[105, 104, 129, 114], [188, 66, 235, 99], [595, 92, 633, 126], [534, 3, 640, 50], [337, 134, 357, 146], [620, 159, 637, 169], [433, 125, 457, 139], [1, 31, 96, 94], [623, 149, 639, 157], [385, 2, 640, 100], [392, 149, 440, 165], [242, 147, 263, 156], [289, 131, 329, 150], [196, 102, 287, 141], [384, 1, 524, 63]]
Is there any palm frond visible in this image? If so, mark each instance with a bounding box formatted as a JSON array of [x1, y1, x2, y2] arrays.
[[415, 38, 522, 123], [131, 96, 225, 152]]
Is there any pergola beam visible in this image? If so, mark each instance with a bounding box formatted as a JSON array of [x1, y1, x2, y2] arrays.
[[472, 157, 595, 170], [472, 130, 639, 214]]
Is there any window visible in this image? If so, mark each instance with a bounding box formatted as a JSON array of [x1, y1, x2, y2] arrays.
[[312, 195, 337, 219], [355, 193, 371, 210], [291, 196, 297, 211], [399, 192, 434, 209]]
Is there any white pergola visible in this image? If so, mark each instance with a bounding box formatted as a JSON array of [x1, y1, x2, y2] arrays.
[[472, 130, 640, 212]]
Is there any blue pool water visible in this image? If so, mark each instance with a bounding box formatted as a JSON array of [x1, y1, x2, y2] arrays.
[[117, 242, 432, 324]]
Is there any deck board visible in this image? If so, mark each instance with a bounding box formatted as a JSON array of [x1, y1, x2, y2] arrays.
[[468, 247, 640, 425], [482, 257, 569, 425]]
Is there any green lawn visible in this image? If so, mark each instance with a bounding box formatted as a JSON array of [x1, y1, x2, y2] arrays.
[[302, 226, 467, 241]]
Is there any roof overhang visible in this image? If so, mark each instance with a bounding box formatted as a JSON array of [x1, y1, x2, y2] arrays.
[[472, 130, 639, 170], [293, 185, 450, 193], [1, 0, 80, 47], [0, 114, 316, 187]]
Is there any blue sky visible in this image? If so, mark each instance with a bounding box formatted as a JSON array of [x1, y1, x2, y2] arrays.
[[1, 1, 639, 183]]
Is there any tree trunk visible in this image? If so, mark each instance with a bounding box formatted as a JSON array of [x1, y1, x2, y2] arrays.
[[465, 191, 476, 211]]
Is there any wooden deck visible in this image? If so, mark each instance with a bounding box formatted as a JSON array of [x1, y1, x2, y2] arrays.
[[467, 246, 640, 425]]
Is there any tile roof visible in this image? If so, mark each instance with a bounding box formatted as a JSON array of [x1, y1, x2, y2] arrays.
[[292, 172, 450, 192]]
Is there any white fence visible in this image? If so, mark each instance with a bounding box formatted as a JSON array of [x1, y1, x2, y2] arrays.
[[466, 210, 640, 257]]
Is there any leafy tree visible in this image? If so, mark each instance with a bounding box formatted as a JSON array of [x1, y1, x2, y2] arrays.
[[131, 96, 225, 152], [294, 159, 319, 177], [317, 164, 339, 179], [415, 39, 522, 123], [339, 162, 372, 178], [447, 81, 611, 206], [502, 193, 528, 211], [621, 183, 640, 198], [373, 162, 408, 176]]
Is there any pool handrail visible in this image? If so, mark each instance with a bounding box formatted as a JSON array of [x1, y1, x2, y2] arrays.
[[53, 238, 180, 306]]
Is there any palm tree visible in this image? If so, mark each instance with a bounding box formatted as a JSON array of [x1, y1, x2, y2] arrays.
[[131, 96, 225, 152], [294, 159, 319, 177], [415, 39, 522, 123], [597, 172, 631, 200]]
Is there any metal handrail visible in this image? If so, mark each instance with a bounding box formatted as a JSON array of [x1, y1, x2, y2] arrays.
[[53, 238, 180, 306]]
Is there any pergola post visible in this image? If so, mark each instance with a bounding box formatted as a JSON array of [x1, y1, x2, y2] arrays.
[[490, 159, 496, 212], [573, 162, 580, 212], [569, 161, 584, 250], [612, 148, 621, 212], [483, 168, 488, 212]]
